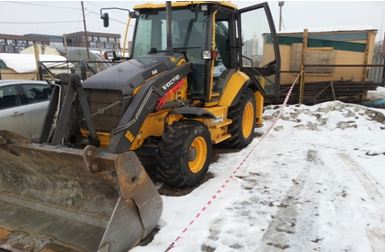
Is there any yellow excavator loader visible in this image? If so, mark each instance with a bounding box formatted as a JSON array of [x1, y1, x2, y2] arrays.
[[0, 1, 280, 251]]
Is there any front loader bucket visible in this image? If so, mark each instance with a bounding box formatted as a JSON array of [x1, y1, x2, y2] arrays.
[[0, 130, 162, 252]]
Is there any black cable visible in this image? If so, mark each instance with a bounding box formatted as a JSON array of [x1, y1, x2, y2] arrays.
[[0, 20, 80, 24], [86, 1, 128, 17], [86, 9, 134, 27], [3, 1, 79, 10]]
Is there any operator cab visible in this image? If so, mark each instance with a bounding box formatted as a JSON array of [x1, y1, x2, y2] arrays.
[[102, 2, 280, 103]]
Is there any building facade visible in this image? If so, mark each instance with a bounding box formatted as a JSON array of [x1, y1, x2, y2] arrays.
[[0, 34, 50, 53], [25, 34, 64, 47], [243, 38, 259, 67], [65, 32, 121, 50], [0, 31, 121, 53]]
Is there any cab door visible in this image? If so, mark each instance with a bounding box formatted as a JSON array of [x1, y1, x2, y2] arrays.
[[237, 2, 281, 97]]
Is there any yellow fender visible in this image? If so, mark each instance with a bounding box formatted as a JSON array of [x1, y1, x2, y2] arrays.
[[219, 71, 264, 126]]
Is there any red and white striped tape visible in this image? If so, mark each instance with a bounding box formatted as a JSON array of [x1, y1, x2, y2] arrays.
[[164, 71, 303, 251]]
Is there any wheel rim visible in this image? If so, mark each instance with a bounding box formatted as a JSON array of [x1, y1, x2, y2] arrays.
[[188, 136, 207, 173], [242, 101, 254, 138]]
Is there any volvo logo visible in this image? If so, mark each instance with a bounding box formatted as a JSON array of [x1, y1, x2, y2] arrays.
[[162, 75, 180, 90]]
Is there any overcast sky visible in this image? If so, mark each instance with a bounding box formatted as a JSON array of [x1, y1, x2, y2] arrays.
[[1, 1, 385, 45]]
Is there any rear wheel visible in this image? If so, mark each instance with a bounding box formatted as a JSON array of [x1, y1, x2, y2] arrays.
[[156, 121, 212, 188], [222, 88, 256, 148]]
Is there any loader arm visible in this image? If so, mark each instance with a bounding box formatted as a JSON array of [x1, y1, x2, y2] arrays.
[[107, 62, 191, 154], [38, 74, 99, 146]]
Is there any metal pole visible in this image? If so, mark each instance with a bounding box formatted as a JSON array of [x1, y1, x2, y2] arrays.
[[63, 34, 69, 59], [33, 43, 41, 80], [279, 7, 282, 31], [278, 1, 284, 32], [299, 28, 308, 104], [165, 1, 173, 56], [81, 1, 90, 60]]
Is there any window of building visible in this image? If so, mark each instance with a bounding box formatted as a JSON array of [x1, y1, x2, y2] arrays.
[[87, 36, 92, 42], [98, 42, 105, 48], [99, 37, 108, 42], [105, 42, 114, 49], [51, 38, 62, 43], [7, 39, 15, 45], [5, 45, 14, 53], [50, 42, 63, 47], [90, 42, 96, 48], [15, 46, 25, 52], [0, 46, 4, 53], [17, 40, 27, 46], [116, 38, 120, 43], [0, 39, 5, 46], [28, 41, 34, 46], [66, 38, 73, 46]]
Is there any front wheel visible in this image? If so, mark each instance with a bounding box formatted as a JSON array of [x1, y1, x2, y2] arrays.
[[156, 121, 212, 188]]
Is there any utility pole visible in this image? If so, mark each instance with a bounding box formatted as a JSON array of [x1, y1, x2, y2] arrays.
[[81, 1, 90, 60], [278, 1, 284, 32], [63, 34, 68, 59]]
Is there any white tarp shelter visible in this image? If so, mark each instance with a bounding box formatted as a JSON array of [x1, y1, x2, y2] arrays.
[[0, 53, 73, 73]]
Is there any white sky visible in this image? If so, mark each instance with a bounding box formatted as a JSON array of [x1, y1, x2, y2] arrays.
[[0, 1, 385, 45]]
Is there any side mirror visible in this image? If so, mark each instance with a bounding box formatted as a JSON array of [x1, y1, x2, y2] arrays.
[[101, 13, 109, 27]]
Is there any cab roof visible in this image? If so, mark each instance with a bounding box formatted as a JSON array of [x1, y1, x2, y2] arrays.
[[134, 1, 238, 10]]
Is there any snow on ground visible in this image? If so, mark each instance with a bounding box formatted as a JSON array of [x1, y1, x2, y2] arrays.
[[132, 99, 385, 252], [367, 86, 385, 102]]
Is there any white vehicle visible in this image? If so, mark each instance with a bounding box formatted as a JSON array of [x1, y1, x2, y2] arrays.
[[0, 80, 51, 142]]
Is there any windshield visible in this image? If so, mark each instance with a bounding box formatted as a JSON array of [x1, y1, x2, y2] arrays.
[[132, 8, 208, 58]]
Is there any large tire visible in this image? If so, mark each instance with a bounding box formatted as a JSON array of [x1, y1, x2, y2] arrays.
[[156, 121, 212, 188], [222, 88, 256, 148]]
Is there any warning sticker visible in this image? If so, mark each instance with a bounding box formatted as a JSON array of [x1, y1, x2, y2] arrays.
[[125, 131, 135, 142]]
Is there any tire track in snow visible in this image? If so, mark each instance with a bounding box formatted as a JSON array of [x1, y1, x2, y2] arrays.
[[259, 149, 385, 252], [312, 151, 385, 252], [283, 150, 340, 252], [338, 153, 385, 252], [259, 150, 318, 251]]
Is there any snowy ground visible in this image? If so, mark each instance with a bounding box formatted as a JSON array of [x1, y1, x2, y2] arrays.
[[132, 88, 385, 252], [367, 86, 385, 102]]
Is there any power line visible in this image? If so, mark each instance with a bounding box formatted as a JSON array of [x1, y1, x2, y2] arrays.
[[4, 1, 79, 10], [85, 1, 130, 17], [76, 7, 83, 31], [86, 9, 133, 27], [3, 1, 131, 27], [83, 2, 133, 27], [0, 20, 80, 24]]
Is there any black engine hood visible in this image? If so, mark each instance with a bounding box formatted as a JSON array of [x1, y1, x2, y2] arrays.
[[82, 54, 184, 96]]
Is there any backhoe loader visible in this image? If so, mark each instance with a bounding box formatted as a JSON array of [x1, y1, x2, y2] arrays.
[[0, 1, 280, 252]]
